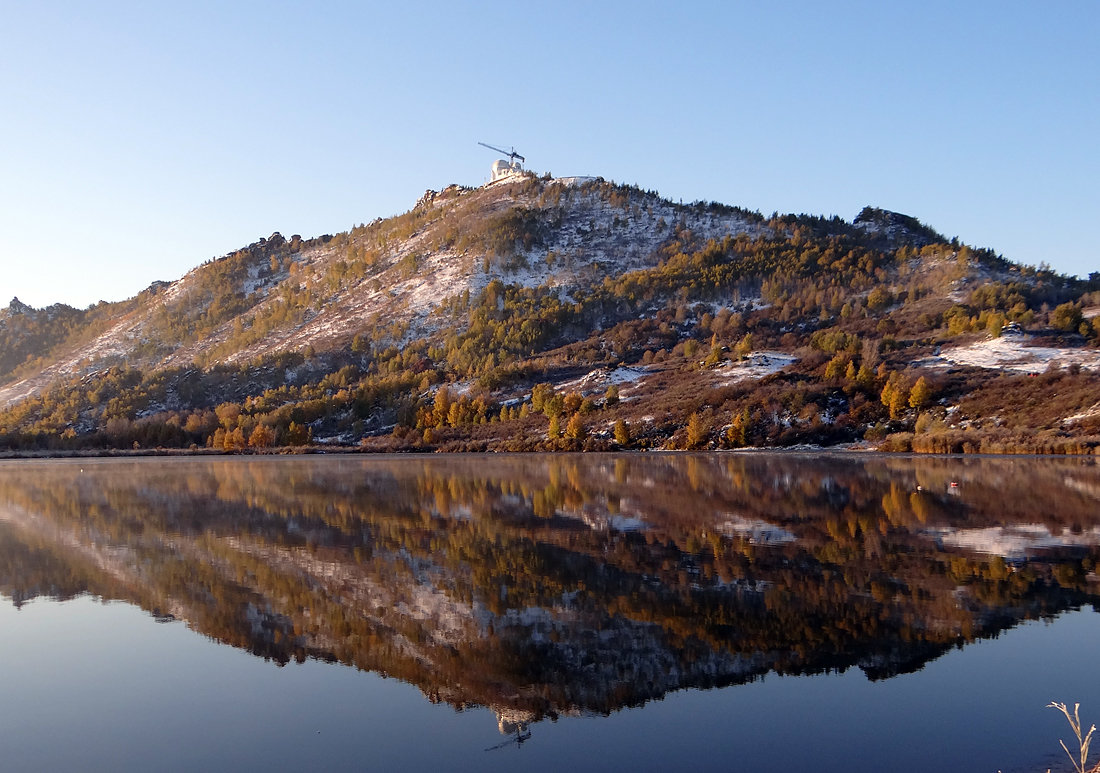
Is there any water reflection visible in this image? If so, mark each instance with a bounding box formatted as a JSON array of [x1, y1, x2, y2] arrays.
[[0, 452, 1098, 737]]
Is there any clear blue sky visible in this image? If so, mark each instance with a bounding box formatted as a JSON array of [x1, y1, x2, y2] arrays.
[[2, 1, 1097, 309]]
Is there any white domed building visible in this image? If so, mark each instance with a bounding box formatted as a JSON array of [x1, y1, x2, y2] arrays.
[[490, 158, 523, 182], [479, 142, 526, 183]]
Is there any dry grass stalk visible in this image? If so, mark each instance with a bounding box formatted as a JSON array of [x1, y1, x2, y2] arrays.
[[1049, 702, 1100, 773]]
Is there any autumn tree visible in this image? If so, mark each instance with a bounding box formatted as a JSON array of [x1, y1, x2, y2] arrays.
[[542, 393, 565, 420], [285, 421, 311, 446], [824, 354, 850, 382], [613, 419, 631, 446], [844, 360, 858, 384], [432, 388, 453, 428], [686, 412, 708, 449], [248, 424, 275, 449], [880, 372, 910, 420], [733, 333, 754, 360], [215, 402, 241, 430], [726, 407, 750, 447], [224, 426, 247, 451], [866, 286, 892, 312], [531, 382, 555, 413], [565, 413, 586, 443], [605, 384, 620, 406], [908, 376, 933, 410], [563, 392, 583, 415]]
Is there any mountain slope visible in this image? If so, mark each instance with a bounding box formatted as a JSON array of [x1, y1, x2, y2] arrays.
[[1, 173, 1098, 453], [1, 178, 764, 402]]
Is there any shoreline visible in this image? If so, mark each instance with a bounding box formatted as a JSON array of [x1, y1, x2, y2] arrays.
[[1, 444, 1097, 462]]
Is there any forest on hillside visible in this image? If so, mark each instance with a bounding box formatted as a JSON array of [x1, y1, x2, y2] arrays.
[[1, 178, 1099, 455]]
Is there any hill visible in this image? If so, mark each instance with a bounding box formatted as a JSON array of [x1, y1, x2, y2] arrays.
[[1, 173, 1099, 454]]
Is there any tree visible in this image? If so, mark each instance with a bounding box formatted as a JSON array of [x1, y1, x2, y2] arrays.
[[986, 312, 1005, 337], [726, 407, 750, 447], [856, 363, 875, 390], [432, 388, 453, 427], [605, 384, 620, 406], [734, 333, 754, 360], [248, 424, 275, 449], [844, 360, 858, 384], [1051, 302, 1083, 332], [224, 426, 247, 451], [908, 376, 933, 410], [285, 421, 311, 446], [543, 393, 565, 420], [215, 402, 241, 430], [824, 354, 849, 382], [880, 372, 910, 420], [448, 400, 465, 427], [565, 413, 586, 443], [613, 419, 631, 446], [866, 287, 892, 312], [531, 382, 555, 413], [563, 392, 583, 415], [686, 412, 708, 449], [184, 411, 213, 435]]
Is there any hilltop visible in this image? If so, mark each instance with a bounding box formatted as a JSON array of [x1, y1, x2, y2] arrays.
[[1, 173, 1099, 454]]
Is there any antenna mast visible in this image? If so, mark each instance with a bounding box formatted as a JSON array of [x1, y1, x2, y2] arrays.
[[478, 142, 527, 182], [477, 141, 524, 166]]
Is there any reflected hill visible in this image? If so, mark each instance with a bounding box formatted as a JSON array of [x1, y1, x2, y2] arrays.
[[0, 453, 1098, 727]]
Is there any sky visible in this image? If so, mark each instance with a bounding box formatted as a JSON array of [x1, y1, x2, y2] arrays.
[[1, 1, 1097, 309]]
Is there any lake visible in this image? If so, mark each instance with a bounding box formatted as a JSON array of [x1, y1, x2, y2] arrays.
[[0, 452, 1098, 772]]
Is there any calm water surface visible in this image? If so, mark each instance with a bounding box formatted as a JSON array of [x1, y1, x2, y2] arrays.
[[0, 452, 1098, 772]]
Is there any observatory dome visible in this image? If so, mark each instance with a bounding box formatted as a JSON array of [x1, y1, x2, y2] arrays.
[[491, 158, 521, 182]]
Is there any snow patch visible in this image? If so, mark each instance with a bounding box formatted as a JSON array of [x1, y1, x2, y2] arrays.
[[712, 351, 797, 385], [557, 366, 651, 396], [1064, 403, 1100, 425], [935, 335, 1100, 374], [552, 176, 597, 187]]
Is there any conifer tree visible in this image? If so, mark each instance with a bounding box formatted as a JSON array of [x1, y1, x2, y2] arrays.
[[686, 412, 708, 449], [908, 376, 933, 410], [565, 413, 586, 443], [614, 419, 631, 446]]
